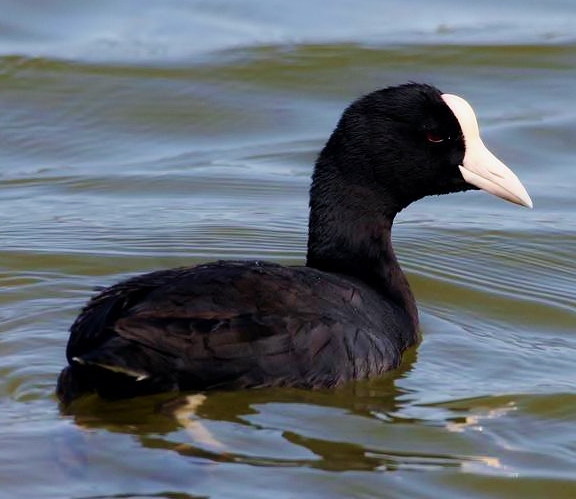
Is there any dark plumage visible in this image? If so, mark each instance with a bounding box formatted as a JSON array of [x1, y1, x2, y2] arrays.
[[57, 83, 531, 404]]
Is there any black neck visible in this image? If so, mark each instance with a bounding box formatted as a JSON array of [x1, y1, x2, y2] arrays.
[[305, 158, 419, 333]]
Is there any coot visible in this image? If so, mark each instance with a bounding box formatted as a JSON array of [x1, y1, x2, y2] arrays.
[[56, 83, 532, 403]]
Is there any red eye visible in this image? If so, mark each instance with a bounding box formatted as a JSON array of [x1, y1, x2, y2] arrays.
[[426, 132, 444, 143]]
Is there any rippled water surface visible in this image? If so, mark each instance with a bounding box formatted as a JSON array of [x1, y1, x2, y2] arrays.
[[1, 1, 575, 498]]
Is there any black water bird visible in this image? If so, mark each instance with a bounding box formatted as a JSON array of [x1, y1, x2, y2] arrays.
[[56, 83, 532, 404]]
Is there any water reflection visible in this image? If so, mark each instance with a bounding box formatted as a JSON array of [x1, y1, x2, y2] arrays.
[[51, 353, 519, 477]]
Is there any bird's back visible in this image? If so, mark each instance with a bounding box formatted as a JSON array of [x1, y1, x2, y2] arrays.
[[57, 260, 416, 402]]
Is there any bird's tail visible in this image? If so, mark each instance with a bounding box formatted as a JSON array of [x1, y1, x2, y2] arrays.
[[56, 341, 178, 404], [56, 364, 94, 405]]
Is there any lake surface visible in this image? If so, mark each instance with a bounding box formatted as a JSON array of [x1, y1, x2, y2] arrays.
[[0, 1, 575, 498]]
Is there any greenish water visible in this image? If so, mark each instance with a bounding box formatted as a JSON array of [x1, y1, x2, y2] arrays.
[[0, 1, 575, 498]]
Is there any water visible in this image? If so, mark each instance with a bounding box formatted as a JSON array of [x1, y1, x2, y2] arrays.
[[0, 1, 575, 498]]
